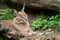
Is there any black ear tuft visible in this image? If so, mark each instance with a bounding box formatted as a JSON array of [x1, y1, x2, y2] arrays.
[[21, 3, 25, 11]]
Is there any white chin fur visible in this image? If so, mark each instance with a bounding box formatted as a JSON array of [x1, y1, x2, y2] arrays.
[[29, 33, 32, 36]]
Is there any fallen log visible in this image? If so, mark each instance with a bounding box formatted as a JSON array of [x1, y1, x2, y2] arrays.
[[4, 0, 60, 11]]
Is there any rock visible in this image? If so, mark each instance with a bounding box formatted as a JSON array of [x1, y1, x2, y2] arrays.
[[5, 0, 60, 10], [0, 23, 19, 40], [37, 32, 44, 36]]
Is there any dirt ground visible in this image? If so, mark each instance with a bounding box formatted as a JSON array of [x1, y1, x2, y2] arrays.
[[20, 31, 60, 40]]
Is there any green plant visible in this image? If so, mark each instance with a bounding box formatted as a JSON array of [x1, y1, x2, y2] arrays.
[[31, 17, 48, 31], [31, 15, 60, 31], [48, 15, 60, 31], [0, 8, 14, 20], [31, 6, 60, 31], [0, 16, 4, 20]]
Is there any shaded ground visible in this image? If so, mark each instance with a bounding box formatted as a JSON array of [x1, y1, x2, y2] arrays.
[[20, 31, 60, 40], [0, 3, 60, 40]]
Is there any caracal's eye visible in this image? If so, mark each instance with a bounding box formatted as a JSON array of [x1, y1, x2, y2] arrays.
[[21, 16, 23, 18], [23, 14, 27, 18]]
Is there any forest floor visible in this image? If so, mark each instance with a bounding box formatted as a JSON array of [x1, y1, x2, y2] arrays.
[[0, 3, 60, 40], [20, 31, 60, 40]]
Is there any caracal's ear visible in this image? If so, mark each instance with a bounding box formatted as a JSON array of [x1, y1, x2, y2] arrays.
[[12, 9, 18, 16], [21, 3, 25, 12]]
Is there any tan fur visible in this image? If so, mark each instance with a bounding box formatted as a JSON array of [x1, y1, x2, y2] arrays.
[[0, 10, 34, 37], [13, 10, 34, 36]]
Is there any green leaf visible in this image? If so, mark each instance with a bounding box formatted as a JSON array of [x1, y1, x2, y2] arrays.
[[44, 30, 49, 35], [0, 16, 3, 19]]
